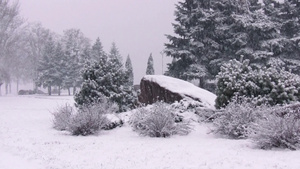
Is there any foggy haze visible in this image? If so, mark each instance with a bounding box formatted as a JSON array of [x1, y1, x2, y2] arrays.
[[18, 0, 180, 84]]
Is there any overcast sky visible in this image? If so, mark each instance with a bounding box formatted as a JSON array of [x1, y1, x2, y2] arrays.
[[18, 0, 180, 84]]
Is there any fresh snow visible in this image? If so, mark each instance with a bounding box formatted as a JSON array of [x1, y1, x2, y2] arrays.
[[1, 95, 300, 169], [143, 75, 217, 109]]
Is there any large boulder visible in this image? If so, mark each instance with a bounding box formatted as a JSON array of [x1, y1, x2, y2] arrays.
[[138, 75, 216, 109]]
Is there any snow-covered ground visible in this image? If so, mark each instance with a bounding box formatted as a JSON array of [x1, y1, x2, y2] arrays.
[[1, 95, 300, 169]]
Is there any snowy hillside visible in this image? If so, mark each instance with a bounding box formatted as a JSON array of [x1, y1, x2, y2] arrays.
[[0, 96, 299, 169]]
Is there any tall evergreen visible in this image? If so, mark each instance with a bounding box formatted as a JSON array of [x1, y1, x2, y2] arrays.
[[146, 53, 155, 75], [265, 0, 300, 74], [91, 37, 105, 62], [165, 0, 284, 90], [75, 42, 136, 112], [125, 55, 134, 86], [61, 29, 91, 95], [36, 37, 63, 95], [53, 43, 65, 95]]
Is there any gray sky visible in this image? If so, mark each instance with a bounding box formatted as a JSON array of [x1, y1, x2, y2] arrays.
[[18, 0, 179, 84]]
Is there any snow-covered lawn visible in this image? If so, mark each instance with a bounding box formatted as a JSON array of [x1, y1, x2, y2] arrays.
[[0, 96, 299, 169]]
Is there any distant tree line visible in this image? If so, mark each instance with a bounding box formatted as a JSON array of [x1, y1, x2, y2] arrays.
[[0, 0, 137, 96], [165, 0, 300, 92]]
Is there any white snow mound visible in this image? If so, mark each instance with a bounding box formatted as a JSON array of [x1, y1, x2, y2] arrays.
[[143, 75, 216, 109]]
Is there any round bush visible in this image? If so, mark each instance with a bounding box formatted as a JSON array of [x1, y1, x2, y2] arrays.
[[130, 102, 192, 137]]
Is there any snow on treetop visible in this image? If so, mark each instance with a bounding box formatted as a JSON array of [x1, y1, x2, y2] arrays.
[[143, 75, 216, 109]]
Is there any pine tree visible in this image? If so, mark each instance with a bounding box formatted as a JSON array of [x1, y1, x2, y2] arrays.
[[125, 55, 134, 86], [266, 0, 300, 74], [107, 43, 135, 111], [75, 42, 136, 112], [61, 29, 91, 95], [146, 53, 155, 75], [53, 43, 65, 95], [91, 37, 105, 62], [165, 0, 282, 90], [36, 37, 62, 95]]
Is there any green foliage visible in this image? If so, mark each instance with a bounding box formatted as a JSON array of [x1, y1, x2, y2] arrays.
[[75, 42, 136, 112], [125, 55, 134, 86], [165, 0, 300, 91], [146, 53, 154, 75], [216, 59, 300, 108], [36, 37, 65, 95]]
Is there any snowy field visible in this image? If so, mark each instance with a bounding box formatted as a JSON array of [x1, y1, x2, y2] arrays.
[[1, 95, 300, 169]]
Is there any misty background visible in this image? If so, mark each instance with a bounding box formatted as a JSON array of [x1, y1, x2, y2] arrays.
[[19, 0, 179, 85]]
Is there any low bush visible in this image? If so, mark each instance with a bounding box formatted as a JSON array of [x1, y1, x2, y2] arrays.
[[67, 103, 110, 136], [250, 103, 300, 150], [18, 89, 35, 95], [195, 108, 219, 123], [52, 103, 73, 130], [52, 96, 119, 136], [212, 97, 262, 139], [130, 102, 192, 137]]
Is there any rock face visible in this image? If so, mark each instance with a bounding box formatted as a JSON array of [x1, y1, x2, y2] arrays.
[[139, 78, 182, 104], [138, 75, 216, 109]]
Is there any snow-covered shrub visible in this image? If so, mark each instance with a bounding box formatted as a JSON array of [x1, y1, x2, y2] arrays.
[[171, 97, 205, 113], [216, 59, 300, 108], [215, 59, 253, 108], [67, 102, 110, 136], [102, 114, 124, 130], [212, 97, 262, 139], [250, 104, 300, 150], [52, 103, 73, 130], [53, 96, 120, 136], [196, 108, 219, 123], [130, 102, 192, 137]]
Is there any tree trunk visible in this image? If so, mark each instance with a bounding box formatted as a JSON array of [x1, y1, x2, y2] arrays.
[[67, 88, 71, 96], [48, 86, 52, 95], [9, 83, 11, 94], [5, 83, 8, 95], [58, 86, 61, 96], [199, 76, 205, 89], [73, 86, 76, 95], [33, 82, 38, 93], [17, 79, 19, 94], [0, 84, 2, 96]]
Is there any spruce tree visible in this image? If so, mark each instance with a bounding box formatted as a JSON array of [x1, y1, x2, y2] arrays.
[[61, 29, 91, 95], [125, 55, 134, 86], [53, 43, 65, 95], [36, 37, 62, 95], [146, 53, 155, 75], [165, 0, 282, 90], [75, 42, 136, 112], [91, 37, 105, 62]]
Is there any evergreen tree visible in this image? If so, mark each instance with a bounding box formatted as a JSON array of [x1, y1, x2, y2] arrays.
[[165, 0, 214, 87], [146, 53, 155, 75], [75, 42, 136, 112], [165, 0, 281, 90], [91, 37, 105, 62], [125, 55, 134, 86], [61, 29, 91, 95], [53, 43, 65, 95], [36, 37, 63, 95], [264, 0, 300, 74]]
